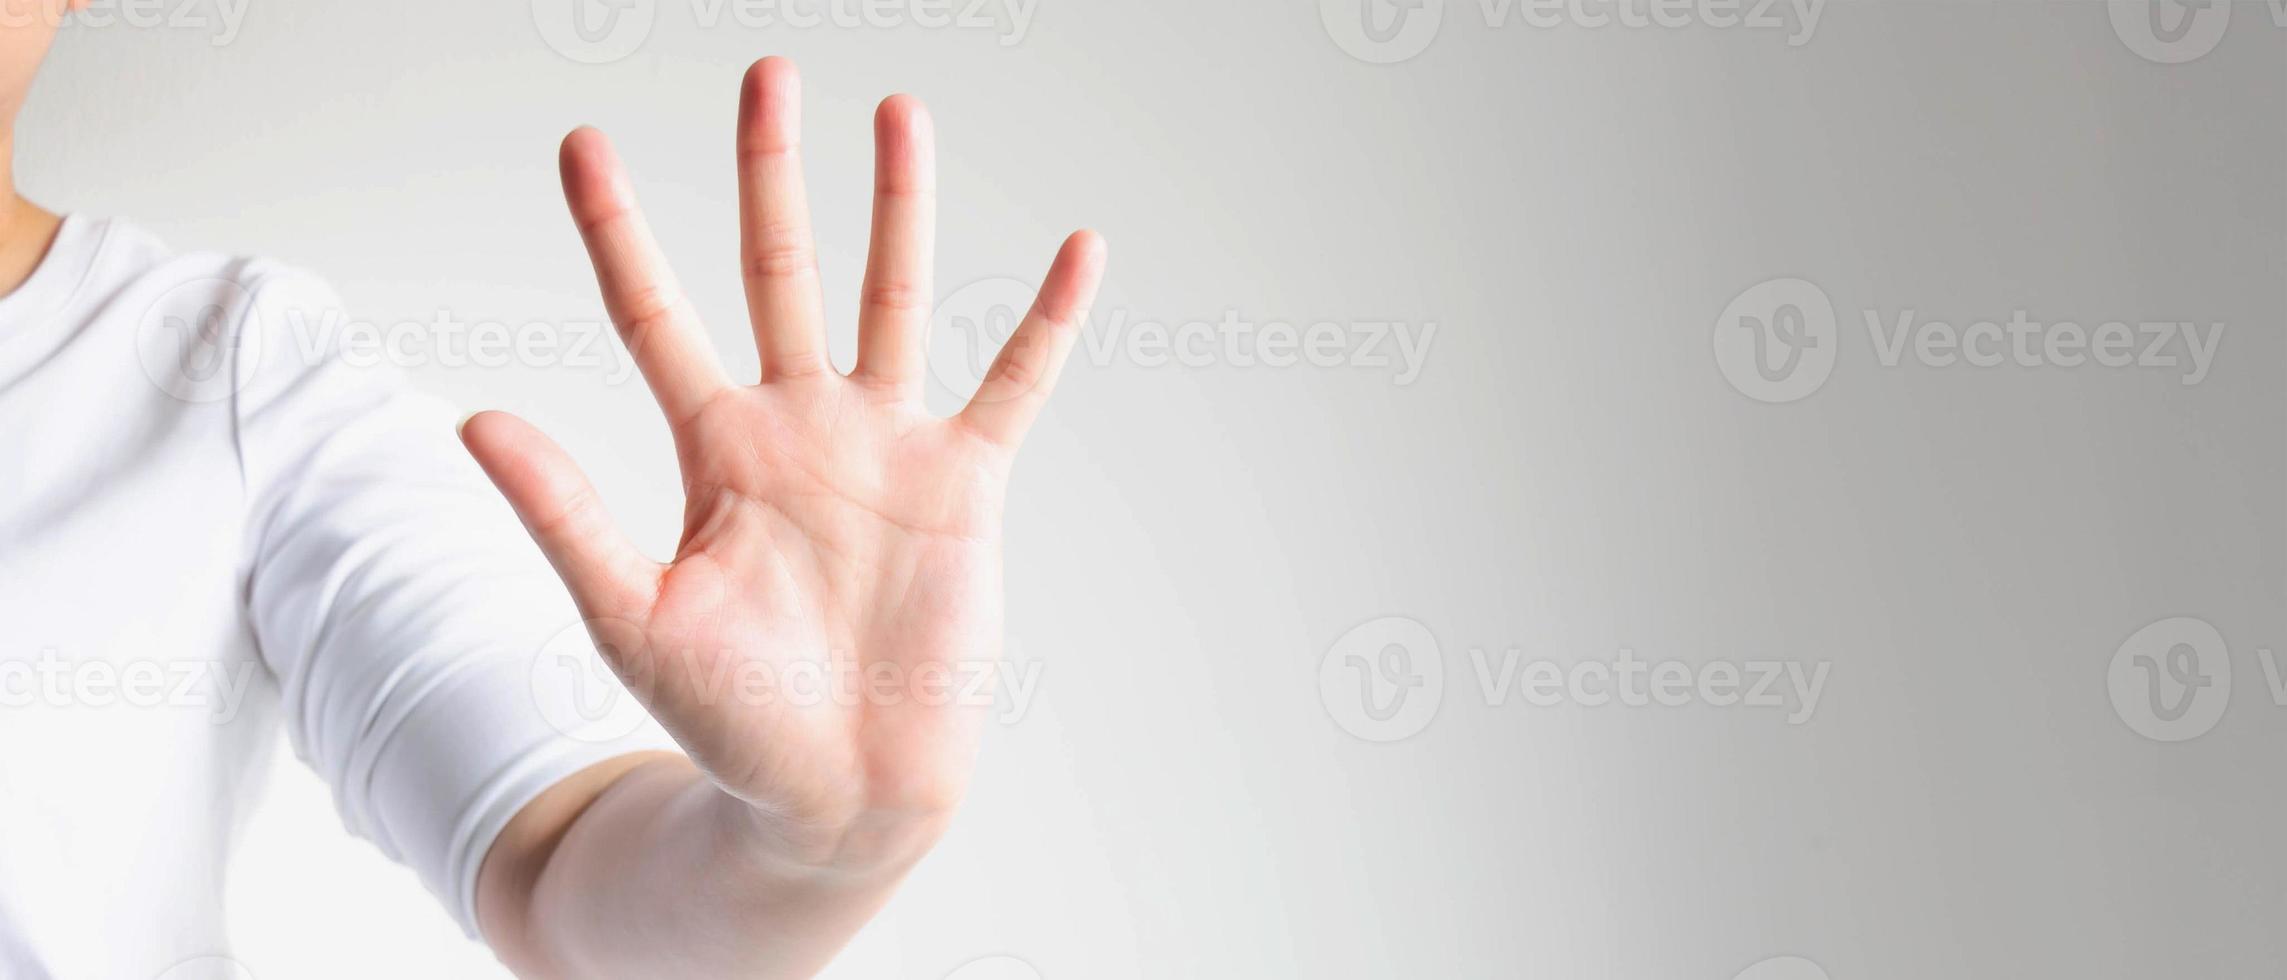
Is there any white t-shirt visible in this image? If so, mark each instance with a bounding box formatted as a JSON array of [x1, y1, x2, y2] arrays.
[[0, 215, 647, 978]]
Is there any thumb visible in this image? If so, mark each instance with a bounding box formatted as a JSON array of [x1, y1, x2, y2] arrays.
[[459, 410, 659, 624]]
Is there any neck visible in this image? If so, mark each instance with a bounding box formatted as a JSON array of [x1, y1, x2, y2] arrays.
[[0, 136, 61, 302]]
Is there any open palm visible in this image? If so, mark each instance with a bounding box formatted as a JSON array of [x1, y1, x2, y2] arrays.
[[460, 57, 1103, 871]]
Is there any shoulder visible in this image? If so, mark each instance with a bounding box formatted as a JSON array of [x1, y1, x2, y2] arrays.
[[80, 215, 341, 322], [70, 216, 354, 404]]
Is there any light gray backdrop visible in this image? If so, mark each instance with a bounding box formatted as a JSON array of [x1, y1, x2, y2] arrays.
[[21, 1, 2283, 977]]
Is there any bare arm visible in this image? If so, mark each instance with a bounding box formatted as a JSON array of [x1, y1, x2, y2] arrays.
[[476, 753, 930, 978]]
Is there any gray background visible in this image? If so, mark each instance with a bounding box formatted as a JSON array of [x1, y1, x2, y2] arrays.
[[20, 1, 2283, 977]]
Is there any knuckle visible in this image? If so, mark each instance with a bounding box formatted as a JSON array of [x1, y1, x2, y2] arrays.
[[872, 179, 935, 202], [860, 280, 929, 316], [572, 202, 634, 238], [1040, 305, 1085, 335], [615, 286, 683, 342], [743, 233, 817, 282], [736, 140, 800, 168], [989, 349, 1043, 392], [535, 484, 602, 539]]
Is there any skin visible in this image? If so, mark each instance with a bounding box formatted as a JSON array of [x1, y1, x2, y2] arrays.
[[465, 60, 1104, 977], [0, 6, 1104, 974], [0, 1, 66, 291]]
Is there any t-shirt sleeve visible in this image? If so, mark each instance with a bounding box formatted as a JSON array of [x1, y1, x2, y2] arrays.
[[224, 265, 666, 937]]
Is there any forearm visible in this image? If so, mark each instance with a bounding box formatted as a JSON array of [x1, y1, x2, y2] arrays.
[[476, 752, 934, 979]]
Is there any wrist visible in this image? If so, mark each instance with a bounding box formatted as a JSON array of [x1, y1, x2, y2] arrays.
[[708, 784, 954, 888]]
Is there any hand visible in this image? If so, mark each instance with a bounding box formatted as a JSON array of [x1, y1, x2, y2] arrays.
[[461, 57, 1104, 876]]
